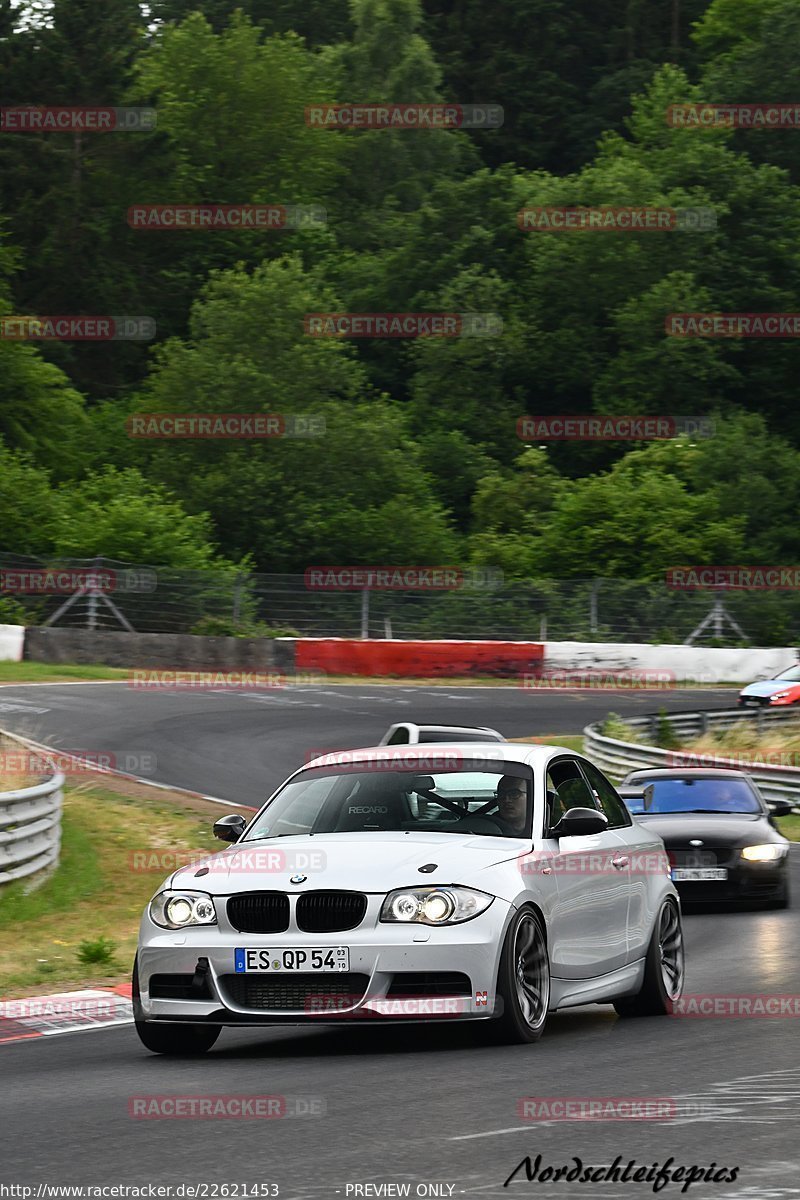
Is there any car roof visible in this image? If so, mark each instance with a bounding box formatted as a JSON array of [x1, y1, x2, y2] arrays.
[[303, 742, 576, 770], [624, 768, 752, 780], [387, 722, 504, 735]]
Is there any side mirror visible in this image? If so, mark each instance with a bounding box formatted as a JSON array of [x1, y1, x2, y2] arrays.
[[768, 799, 794, 818], [551, 807, 609, 838], [213, 813, 247, 842]]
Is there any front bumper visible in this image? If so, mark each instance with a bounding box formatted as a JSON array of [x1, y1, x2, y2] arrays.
[[672, 859, 787, 904], [136, 896, 513, 1025]]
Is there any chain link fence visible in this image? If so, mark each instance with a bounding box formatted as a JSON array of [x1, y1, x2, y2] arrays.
[[2, 553, 800, 645]]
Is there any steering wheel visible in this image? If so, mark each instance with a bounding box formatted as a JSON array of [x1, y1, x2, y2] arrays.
[[447, 814, 506, 835]]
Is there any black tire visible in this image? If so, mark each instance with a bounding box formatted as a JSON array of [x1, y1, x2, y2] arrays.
[[614, 898, 684, 1018], [492, 907, 550, 1044], [132, 957, 221, 1056]]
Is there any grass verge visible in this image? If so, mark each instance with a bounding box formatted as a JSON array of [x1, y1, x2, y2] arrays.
[[0, 662, 127, 684], [0, 778, 248, 998], [510, 733, 585, 752], [776, 814, 800, 841]]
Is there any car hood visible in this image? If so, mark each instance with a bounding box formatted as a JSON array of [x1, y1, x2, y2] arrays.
[[633, 813, 779, 845], [739, 679, 794, 697], [169, 831, 529, 895]]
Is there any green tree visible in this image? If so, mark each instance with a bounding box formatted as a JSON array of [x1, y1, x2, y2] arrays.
[[0, 233, 89, 477], [52, 467, 226, 568], [320, 0, 477, 235], [422, 0, 709, 172], [700, 2, 800, 183], [0, 440, 60, 555], [0, 0, 153, 398], [132, 255, 460, 569], [149, 0, 353, 46]]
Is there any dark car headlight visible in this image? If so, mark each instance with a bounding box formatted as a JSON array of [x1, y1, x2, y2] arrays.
[[150, 890, 218, 929], [380, 886, 493, 926]]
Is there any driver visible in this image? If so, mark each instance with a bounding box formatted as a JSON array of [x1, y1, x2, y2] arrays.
[[495, 776, 529, 836]]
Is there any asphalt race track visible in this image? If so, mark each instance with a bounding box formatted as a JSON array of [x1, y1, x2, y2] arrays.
[[1, 865, 798, 1196], [0, 681, 738, 805], [2, 681, 798, 1197]]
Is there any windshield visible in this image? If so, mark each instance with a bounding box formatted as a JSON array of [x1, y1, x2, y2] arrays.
[[775, 665, 800, 682], [245, 764, 534, 839], [625, 777, 761, 815]]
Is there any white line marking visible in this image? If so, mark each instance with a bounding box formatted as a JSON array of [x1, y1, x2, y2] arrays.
[[40, 1018, 134, 1036], [449, 1127, 529, 1141]]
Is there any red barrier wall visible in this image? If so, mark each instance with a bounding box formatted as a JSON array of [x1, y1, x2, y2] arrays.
[[294, 639, 545, 678]]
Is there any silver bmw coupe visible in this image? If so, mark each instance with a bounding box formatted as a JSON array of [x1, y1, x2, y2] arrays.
[[133, 743, 683, 1053]]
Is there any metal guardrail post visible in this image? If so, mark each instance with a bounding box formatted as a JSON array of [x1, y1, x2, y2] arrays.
[[0, 770, 66, 887], [582, 708, 800, 810]]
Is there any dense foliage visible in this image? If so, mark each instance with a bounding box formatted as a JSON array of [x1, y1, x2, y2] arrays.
[[2, 0, 799, 583]]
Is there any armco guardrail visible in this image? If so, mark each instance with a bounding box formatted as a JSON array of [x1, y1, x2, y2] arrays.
[[583, 708, 800, 809], [0, 770, 65, 886]]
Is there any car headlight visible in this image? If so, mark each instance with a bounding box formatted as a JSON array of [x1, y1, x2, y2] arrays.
[[380, 886, 493, 926], [740, 844, 788, 862], [769, 690, 793, 702], [150, 890, 217, 929]]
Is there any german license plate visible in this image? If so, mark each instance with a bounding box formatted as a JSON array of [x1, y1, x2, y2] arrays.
[[743, 699, 761, 707], [235, 947, 350, 973], [671, 868, 728, 881]]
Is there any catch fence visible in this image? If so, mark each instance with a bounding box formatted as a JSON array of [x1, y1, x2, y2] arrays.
[[2, 555, 800, 646]]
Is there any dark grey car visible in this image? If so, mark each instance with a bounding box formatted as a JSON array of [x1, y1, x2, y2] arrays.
[[619, 768, 791, 909]]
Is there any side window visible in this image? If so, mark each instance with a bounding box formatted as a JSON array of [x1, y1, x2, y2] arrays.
[[545, 758, 597, 830], [581, 761, 632, 829], [387, 727, 410, 745]]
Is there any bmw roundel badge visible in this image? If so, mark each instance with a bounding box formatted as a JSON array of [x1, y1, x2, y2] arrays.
[[290, 873, 307, 884]]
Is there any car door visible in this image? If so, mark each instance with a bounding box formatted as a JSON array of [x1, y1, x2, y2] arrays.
[[543, 756, 630, 979], [580, 759, 666, 967]]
